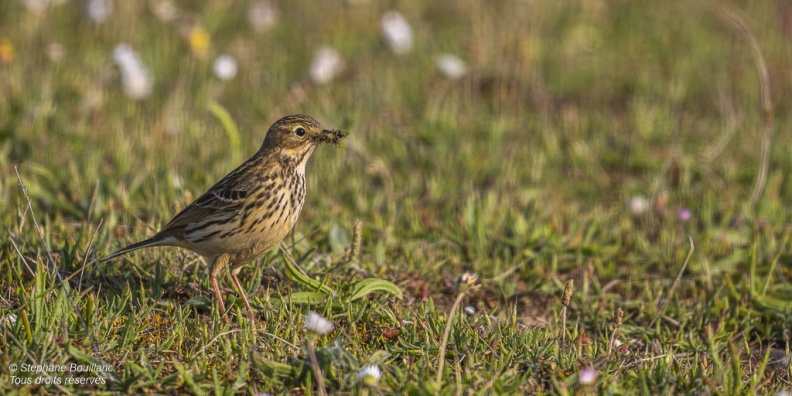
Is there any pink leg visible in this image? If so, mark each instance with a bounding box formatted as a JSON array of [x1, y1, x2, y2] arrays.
[[210, 255, 230, 322]]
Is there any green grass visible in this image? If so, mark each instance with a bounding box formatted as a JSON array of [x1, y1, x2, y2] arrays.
[[2, 0, 792, 394]]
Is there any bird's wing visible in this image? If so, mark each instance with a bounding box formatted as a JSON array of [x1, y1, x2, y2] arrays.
[[158, 188, 250, 233]]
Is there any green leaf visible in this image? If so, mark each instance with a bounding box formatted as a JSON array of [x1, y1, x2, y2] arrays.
[[258, 359, 301, 378], [208, 101, 240, 151], [751, 289, 792, 311], [68, 344, 99, 364], [183, 295, 212, 308], [282, 253, 334, 294], [367, 350, 392, 365], [68, 345, 116, 382], [279, 291, 328, 305], [349, 278, 403, 301]]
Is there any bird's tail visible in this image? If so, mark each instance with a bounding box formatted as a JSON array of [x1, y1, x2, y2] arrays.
[[100, 236, 170, 261]]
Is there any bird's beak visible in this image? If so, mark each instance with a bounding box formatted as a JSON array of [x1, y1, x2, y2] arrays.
[[317, 129, 348, 144]]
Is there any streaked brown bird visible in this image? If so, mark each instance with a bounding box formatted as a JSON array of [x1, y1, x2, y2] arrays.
[[101, 114, 347, 321]]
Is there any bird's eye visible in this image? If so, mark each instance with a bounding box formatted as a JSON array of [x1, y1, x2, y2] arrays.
[[295, 127, 306, 136]]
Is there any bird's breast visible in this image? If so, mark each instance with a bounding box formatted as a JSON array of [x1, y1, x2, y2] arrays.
[[228, 173, 306, 263]]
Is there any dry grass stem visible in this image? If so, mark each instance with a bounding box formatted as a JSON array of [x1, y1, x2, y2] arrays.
[[561, 279, 574, 352], [720, 8, 773, 212], [350, 218, 363, 261], [436, 291, 466, 386]]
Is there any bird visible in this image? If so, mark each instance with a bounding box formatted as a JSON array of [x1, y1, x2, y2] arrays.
[[101, 114, 347, 321]]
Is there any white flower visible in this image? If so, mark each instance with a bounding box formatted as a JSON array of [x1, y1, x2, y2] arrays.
[[47, 42, 66, 62], [113, 44, 152, 100], [436, 54, 467, 79], [381, 11, 412, 55], [86, 0, 112, 23], [169, 171, 183, 190], [578, 367, 596, 385], [152, 0, 178, 22], [309, 46, 344, 85], [213, 54, 238, 80], [304, 311, 334, 335], [4, 314, 17, 326], [358, 365, 382, 386], [463, 306, 476, 316], [458, 271, 478, 288], [627, 196, 649, 216], [248, 0, 278, 32], [613, 339, 631, 354]]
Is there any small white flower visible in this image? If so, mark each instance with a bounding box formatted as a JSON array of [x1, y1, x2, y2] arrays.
[[613, 339, 631, 354], [578, 367, 596, 385], [304, 311, 334, 335], [213, 54, 238, 80], [120, 69, 152, 100], [458, 271, 478, 288], [248, 0, 278, 32], [86, 0, 112, 23], [436, 54, 467, 79], [358, 365, 382, 386], [152, 0, 178, 22], [169, 172, 184, 190], [309, 46, 344, 85], [4, 314, 18, 326], [113, 44, 152, 100], [627, 196, 649, 216], [381, 11, 413, 55], [463, 306, 476, 316], [47, 42, 66, 62]]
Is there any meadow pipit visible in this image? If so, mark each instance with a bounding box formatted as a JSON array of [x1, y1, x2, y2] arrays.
[[101, 114, 347, 320]]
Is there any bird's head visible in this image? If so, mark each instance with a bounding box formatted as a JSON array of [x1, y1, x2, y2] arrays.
[[262, 114, 347, 153]]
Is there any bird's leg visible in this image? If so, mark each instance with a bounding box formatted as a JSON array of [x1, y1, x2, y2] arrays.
[[230, 266, 255, 318], [210, 254, 230, 322]]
